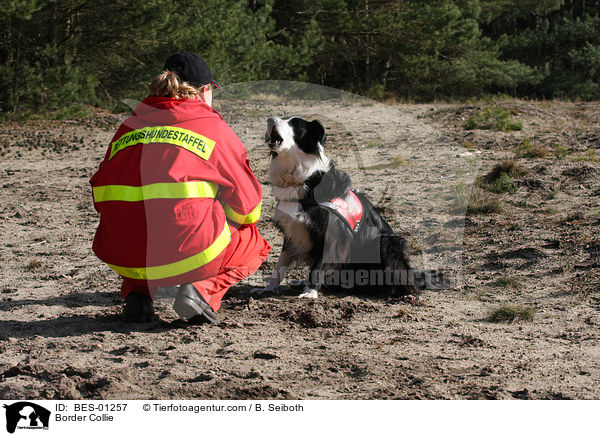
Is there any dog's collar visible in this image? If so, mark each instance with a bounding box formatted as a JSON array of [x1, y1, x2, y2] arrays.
[[276, 189, 363, 232]]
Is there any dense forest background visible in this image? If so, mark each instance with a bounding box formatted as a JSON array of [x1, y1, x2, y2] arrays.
[[1, 0, 599, 116]]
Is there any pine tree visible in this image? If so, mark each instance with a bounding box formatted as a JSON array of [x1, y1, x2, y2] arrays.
[[481, 0, 600, 99]]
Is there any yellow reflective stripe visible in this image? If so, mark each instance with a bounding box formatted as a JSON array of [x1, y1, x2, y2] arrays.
[[106, 224, 231, 280], [223, 201, 262, 225], [93, 181, 219, 203], [110, 126, 216, 160]]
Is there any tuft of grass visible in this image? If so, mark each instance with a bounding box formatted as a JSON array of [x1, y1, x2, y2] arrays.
[[478, 159, 526, 194], [25, 260, 43, 271], [493, 172, 518, 194], [252, 93, 286, 103], [571, 149, 598, 162], [365, 141, 383, 148], [488, 304, 535, 323], [463, 106, 522, 132], [395, 306, 415, 321], [556, 211, 585, 225], [391, 155, 407, 166], [485, 159, 526, 181], [492, 274, 522, 289], [541, 205, 560, 215], [450, 179, 470, 212], [360, 154, 407, 170], [462, 141, 475, 149], [450, 182, 502, 214], [467, 188, 502, 214], [553, 142, 569, 159], [515, 138, 547, 158]]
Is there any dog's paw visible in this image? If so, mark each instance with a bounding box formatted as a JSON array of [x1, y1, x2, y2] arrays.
[[297, 288, 318, 299]]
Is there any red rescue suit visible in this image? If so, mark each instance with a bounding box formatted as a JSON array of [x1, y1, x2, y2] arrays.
[[90, 96, 270, 310]]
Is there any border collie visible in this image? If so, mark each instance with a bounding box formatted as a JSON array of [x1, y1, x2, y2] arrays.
[[253, 116, 421, 298]]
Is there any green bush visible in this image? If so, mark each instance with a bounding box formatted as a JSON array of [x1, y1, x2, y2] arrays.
[[463, 106, 523, 132], [478, 159, 526, 194], [490, 172, 517, 194]]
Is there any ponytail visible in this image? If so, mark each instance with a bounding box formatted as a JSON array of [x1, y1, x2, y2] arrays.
[[149, 70, 206, 99]]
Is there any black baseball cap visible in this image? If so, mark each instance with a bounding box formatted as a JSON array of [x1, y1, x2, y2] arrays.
[[163, 52, 222, 90]]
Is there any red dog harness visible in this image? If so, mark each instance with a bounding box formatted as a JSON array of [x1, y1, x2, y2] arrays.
[[318, 190, 363, 232], [277, 190, 364, 232]]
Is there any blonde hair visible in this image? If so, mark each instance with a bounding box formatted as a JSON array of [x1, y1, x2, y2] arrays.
[[149, 70, 210, 99]]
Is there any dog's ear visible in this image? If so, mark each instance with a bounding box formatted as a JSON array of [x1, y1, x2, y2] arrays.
[[309, 120, 326, 145]]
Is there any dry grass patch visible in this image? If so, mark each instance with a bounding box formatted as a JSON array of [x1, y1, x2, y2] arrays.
[[25, 260, 43, 271], [450, 182, 502, 214], [467, 188, 502, 214], [515, 138, 547, 158], [360, 154, 407, 170], [572, 149, 598, 162], [492, 274, 522, 290], [552, 142, 569, 159], [488, 304, 535, 323]]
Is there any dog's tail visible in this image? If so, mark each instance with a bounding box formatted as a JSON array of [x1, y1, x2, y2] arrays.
[[379, 234, 418, 296], [382, 234, 450, 295]]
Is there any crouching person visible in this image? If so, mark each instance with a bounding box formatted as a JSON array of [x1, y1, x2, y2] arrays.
[[90, 52, 271, 324]]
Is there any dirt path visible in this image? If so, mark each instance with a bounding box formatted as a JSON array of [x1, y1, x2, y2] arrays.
[[1, 91, 599, 399]]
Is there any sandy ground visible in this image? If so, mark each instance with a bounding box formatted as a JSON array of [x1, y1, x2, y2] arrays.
[[1, 87, 599, 399]]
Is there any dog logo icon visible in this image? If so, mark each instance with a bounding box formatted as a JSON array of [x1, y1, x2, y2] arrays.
[[3, 402, 50, 434]]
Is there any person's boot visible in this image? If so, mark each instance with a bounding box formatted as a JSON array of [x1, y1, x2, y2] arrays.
[[124, 292, 154, 322], [173, 284, 219, 324]]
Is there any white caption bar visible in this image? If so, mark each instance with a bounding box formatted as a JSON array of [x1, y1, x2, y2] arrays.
[[0, 400, 597, 435]]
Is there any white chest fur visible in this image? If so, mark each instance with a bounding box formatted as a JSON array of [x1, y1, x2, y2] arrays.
[[269, 148, 330, 257]]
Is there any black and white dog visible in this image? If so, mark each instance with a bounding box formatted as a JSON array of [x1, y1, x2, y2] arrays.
[[253, 116, 421, 298]]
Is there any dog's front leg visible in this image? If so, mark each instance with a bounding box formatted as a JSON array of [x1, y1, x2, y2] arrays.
[[265, 249, 292, 292], [250, 249, 291, 295], [298, 223, 352, 299]]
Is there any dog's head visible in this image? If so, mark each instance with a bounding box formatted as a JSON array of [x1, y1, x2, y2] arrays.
[[265, 116, 326, 157]]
